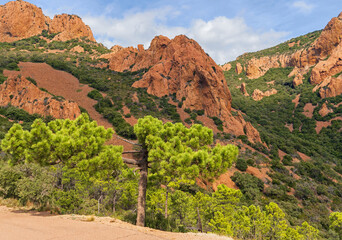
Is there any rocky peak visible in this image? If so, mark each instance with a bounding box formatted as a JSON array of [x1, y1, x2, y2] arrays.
[[0, 0, 48, 42], [105, 34, 262, 143], [239, 11, 342, 98], [0, 76, 81, 119], [49, 14, 95, 42], [0, 0, 95, 42]]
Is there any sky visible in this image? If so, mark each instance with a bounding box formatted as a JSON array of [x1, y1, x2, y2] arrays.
[[2, 0, 342, 64]]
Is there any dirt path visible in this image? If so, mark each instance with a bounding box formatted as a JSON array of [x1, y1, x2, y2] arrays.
[[3, 62, 133, 150], [0, 206, 231, 240]]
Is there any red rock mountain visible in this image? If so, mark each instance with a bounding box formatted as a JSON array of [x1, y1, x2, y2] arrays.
[[0, 0, 95, 42], [236, 12, 342, 98], [104, 35, 262, 143], [0, 76, 81, 119]]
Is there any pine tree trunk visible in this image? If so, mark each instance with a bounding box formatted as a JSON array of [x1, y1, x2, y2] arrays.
[[113, 192, 116, 214], [136, 155, 148, 227], [197, 207, 202, 232], [165, 186, 168, 219]]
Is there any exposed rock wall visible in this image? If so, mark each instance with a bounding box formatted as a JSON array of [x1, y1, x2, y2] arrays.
[[0, 0, 95, 42], [49, 14, 95, 42], [221, 63, 232, 71], [252, 89, 278, 101], [105, 35, 262, 143], [240, 11, 342, 98], [0, 0, 48, 42], [0, 76, 81, 119]]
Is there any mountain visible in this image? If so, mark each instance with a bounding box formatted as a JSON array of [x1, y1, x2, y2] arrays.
[[103, 34, 262, 143], [0, 0, 94, 42]]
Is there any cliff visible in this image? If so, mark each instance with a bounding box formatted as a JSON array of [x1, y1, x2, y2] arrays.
[[0, 0, 95, 42], [235, 12, 342, 98], [104, 35, 262, 143], [0, 76, 81, 119]]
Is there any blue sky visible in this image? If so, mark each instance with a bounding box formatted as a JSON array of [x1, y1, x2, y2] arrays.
[[2, 0, 342, 64]]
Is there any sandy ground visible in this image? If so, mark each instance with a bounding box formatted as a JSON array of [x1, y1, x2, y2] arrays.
[[0, 206, 232, 240]]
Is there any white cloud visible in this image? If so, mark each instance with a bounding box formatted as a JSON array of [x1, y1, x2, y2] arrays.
[[292, 1, 315, 14], [188, 17, 288, 64], [84, 9, 288, 64]]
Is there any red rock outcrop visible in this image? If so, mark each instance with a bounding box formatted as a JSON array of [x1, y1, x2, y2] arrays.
[[108, 35, 232, 117], [311, 41, 342, 85], [221, 63, 232, 71], [240, 12, 342, 98], [0, 0, 48, 42], [0, 1, 95, 42], [252, 89, 278, 101], [319, 76, 342, 98], [241, 83, 249, 96], [49, 14, 95, 42], [106, 35, 262, 143], [235, 63, 243, 74], [318, 103, 333, 117], [0, 76, 81, 119]]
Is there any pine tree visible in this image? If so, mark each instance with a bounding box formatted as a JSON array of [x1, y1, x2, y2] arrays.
[[127, 116, 239, 226]]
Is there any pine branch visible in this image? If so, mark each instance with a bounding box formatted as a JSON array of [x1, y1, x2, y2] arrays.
[[122, 157, 141, 166], [115, 135, 141, 146], [122, 151, 142, 154]]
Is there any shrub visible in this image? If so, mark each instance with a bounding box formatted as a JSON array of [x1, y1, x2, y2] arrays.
[[236, 158, 248, 171], [26, 77, 37, 86], [87, 89, 103, 101]]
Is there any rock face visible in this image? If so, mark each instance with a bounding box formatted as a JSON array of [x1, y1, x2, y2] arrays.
[[241, 83, 249, 96], [0, 0, 48, 42], [107, 35, 232, 117], [106, 35, 262, 143], [318, 103, 333, 117], [235, 63, 243, 74], [221, 63, 232, 71], [252, 89, 278, 101], [49, 14, 95, 42], [310, 41, 342, 85], [240, 11, 342, 98], [0, 0, 94, 42], [0, 76, 81, 119]]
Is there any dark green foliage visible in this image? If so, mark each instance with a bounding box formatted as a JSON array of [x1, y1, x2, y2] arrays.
[[235, 158, 248, 171], [26, 77, 37, 86], [0, 106, 42, 123], [96, 103, 136, 139], [231, 172, 264, 200], [210, 116, 223, 131], [87, 89, 103, 101], [282, 155, 293, 166]]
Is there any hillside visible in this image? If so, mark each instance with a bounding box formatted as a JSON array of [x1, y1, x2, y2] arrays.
[[221, 11, 342, 238]]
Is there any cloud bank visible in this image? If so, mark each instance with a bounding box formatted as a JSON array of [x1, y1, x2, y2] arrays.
[[84, 7, 288, 64]]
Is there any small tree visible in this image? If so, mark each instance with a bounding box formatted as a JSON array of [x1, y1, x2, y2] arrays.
[[330, 212, 342, 239], [125, 116, 239, 226], [1, 114, 124, 209], [236, 158, 248, 171]]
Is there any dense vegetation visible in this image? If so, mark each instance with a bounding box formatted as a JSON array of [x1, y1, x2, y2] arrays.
[[230, 30, 322, 63], [0, 32, 341, 239], [223, 36, 342, 238], [0, 34, 181, 140], [1, 114, 334, 239]]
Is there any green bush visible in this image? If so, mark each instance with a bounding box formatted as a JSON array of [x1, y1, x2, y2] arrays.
[[26, 77, 37, 86], [236, 158, 248, 171], [87, 89, 103, 101]]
